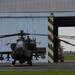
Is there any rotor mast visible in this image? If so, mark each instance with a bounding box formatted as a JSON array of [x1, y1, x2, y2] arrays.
[[20, 30, 24, 39]]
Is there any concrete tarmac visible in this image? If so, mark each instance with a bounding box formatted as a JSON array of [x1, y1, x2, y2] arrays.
[[0, 62, 75, 70]]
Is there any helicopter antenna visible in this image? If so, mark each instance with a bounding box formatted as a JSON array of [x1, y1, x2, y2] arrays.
[[27, 24, 28, 33], [34, 29, 36, 42], [27, 19, 29, 39], [27, 27, 29, 38], [32, 18, 34, 39], [32, 18, 36, 42]]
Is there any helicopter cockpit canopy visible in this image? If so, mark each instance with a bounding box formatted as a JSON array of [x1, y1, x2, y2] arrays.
[[16, 40, 24, 48]]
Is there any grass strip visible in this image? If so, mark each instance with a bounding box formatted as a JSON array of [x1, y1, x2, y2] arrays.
[[0, 70, 75, 75]]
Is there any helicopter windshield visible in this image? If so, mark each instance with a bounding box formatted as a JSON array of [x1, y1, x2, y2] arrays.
[[16, 40, 24, 47]]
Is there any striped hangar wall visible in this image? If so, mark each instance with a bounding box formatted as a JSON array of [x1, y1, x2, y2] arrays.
[[48, 17, 54, 63]]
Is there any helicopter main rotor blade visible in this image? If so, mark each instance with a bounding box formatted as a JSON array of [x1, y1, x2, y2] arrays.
[[0, 33, 20, 38], [0, 30, 75, 40], [0, 33, 74, 39], [59, 39, 75, 47], [59, 35, 75, 38], [0, 30, 29, 38], [0, 33, 48, 38], [25, 33, 48, 36]]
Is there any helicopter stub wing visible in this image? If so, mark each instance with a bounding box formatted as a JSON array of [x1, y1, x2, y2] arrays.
[[31, 47, 46, 53], [0, 51, 11, 61], [31, 47, 46, 60], [0, 51, 11, 54]]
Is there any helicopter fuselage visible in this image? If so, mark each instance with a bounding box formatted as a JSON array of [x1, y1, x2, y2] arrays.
[[11, 38, 36, 64], [0, 30, 46, 66]]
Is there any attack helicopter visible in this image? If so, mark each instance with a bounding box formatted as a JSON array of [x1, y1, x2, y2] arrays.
[[0, 30, 75, 65], [58, 38, 75, 62], [0, 30, 46, 66]]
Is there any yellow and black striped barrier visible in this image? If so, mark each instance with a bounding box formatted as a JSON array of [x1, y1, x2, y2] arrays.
[[48, 17, 54, 63]]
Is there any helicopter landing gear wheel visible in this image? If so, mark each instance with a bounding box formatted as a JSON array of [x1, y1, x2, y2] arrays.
[[30, 61, 32, 66], [28, 60, 32, 66], [60, 59, 64, 62], [11, 60, 16, 66], [19, 61, 23, 64]]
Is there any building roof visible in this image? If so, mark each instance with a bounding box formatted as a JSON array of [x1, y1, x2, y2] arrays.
[[0, 0, 75, 12]]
